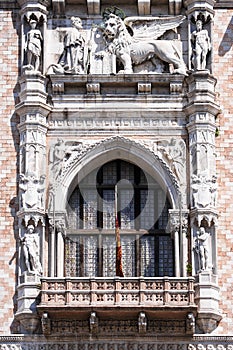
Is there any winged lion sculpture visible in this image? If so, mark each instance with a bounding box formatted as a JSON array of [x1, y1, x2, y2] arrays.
[[102, 13, 187, 75]]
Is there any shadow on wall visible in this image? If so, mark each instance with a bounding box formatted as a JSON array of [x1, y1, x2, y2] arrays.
[[218, 15, 233, 56]]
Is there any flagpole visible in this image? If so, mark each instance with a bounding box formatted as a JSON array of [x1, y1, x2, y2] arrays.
[[115, 183, 124, 277]]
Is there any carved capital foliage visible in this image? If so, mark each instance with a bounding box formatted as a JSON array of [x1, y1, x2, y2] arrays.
[[168, 209, 189, 234]]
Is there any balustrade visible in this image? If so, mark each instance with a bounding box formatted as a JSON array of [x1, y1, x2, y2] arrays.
[[40, 277, 195, 308]]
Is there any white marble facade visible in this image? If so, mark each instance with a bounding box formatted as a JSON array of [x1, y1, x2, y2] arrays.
[[15, 0, 221, 339]]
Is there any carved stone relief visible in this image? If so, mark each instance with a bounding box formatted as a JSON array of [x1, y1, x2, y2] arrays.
[[49, 139, 83, 181], [47, 17, 85, 75], [157, 138, 186, 184], [46, 11, 187, 75], [19, 173, 46, 210], [191, 173, 217, 209]]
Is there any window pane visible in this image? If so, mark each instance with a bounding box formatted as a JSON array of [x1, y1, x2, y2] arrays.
[[121, 161, 134, 182], [67, 189, 80, 229], [122, 235, 136, 277], [83, 190, 97, 229], [140, 235, 155, 277], [103, 235, 116, 277], [140, 190, 155, 230], [83, 235, 98, 277], [65, 237, 81, 277], [102, 161, 117, 185], [120, 189, 135, 229], [158, 235, 174, 276], [103, 190, 115, 229], [158, 190, 169, 229]]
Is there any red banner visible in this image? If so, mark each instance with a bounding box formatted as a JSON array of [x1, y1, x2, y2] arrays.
[[115, 216, 124, 277]]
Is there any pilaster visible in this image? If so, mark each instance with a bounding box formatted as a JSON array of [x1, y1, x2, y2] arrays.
[[184, 4, 222, 329]]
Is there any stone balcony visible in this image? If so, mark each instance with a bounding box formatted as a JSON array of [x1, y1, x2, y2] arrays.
[[38, 277, 197, 320]]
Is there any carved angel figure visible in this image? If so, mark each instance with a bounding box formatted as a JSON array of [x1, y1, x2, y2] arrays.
[[101, 13, 187, 74], [158, 138, 186, 182], [49, 139, 82, 180]]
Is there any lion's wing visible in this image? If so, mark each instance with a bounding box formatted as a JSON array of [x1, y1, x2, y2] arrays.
[[124, 15, 185, 41]]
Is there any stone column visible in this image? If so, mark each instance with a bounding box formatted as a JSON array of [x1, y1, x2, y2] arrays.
[[169, 209, 189, 277]]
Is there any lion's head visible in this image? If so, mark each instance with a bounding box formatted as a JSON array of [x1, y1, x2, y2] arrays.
[[103, 14, 132, 46]]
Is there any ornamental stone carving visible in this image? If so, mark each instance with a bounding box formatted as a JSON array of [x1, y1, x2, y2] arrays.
[[95, 13, 187, 74], [47, 17, 85, 75], [89, 312, 98, 334], [49, 139, 83, 181], [46, 11, 187, 75], [157, 138, 186, 184], [186, 312, 195, 334], [19, 173, 46, 210], [191, 173, 217, 208], [138, 312, 147, 334]]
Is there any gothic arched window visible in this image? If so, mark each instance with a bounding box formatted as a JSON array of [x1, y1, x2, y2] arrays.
[[66, 160, 174, 278]]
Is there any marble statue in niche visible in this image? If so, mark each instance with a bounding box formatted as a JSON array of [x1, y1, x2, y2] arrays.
[[194, 226, 211, 271], [20, 224, 42, 275], [24, 18, 43, 72], [191, 19, 211, 70]]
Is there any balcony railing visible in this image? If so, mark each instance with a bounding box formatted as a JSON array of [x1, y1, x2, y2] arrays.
[[40, 277, 195, 308]]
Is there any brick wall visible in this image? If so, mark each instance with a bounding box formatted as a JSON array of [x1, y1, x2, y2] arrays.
[[214, 9, 233, 334], [0, 4, 20, 334]]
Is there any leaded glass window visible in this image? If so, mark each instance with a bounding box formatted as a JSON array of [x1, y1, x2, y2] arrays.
[[66, 160, 174, 277]]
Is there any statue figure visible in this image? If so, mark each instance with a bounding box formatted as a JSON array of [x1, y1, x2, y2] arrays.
[[191, 20, 211, 70], [21, 225, 42, 275], [194, 227, 210, 271], [48, 17, 85, 74], [138, 312, 147, 333], [59, 17, 85, 73], [89, 311, 98, 333], [25, 19, 43, 72], [41, 312, 51, 335], [186, 312, 195, 334], [99, 13, 187, 74]]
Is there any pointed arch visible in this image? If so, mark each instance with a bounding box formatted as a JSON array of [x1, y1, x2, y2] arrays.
[[53, 136, 180, 212]]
